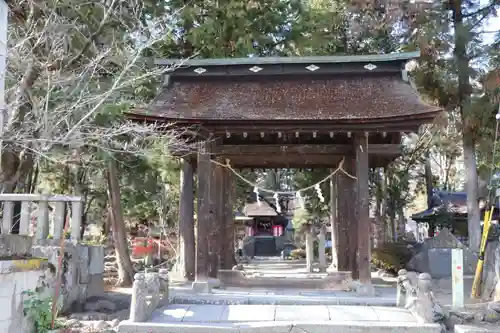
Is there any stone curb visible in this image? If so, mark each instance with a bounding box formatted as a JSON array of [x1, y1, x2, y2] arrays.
[[455, 325, 500, 333], [117, 320, 442, 333]]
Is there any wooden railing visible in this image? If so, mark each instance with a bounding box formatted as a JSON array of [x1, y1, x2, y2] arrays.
[[0, 194, 83, 243]]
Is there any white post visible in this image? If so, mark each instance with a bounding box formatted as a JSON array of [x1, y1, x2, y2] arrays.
[[36, 198, 50, 242], [71, 200, 83, 242], [19, 201, 31, 235], [305, 227, 314, 273], [452, 248, 464, 309], [0, 0, 7, 157], [318, 226, 326, 272], [1, 200, 13, 233], [53, 201, 66, 241]]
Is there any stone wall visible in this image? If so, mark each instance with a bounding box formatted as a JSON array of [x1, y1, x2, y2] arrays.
[[407, 228, 478, 277], [32, 242, 105, 313], [0, 259, 49, 333], [0, 233, 105, 315]]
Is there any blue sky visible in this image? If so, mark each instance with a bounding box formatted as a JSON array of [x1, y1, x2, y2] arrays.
[[480, 0, 499, 44]]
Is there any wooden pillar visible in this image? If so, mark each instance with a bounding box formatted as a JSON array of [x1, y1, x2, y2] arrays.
[[195, 141, 211, 281], [355, 133, 372, 287], [179, 159, 195, 281], [222, 166, 236, 269], [337, 156, 358, 278], [328, 172, 339, 272], [208, 155, 222, 278]]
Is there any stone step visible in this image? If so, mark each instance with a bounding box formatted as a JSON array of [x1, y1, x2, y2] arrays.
[[455, 325, 500, 333], [169, 289, 396, 306], [118, 304, 440, 333], [117, 321, 442, 333]]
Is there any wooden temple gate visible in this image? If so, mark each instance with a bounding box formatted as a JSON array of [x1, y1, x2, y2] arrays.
[[128, 52, 441, 290]]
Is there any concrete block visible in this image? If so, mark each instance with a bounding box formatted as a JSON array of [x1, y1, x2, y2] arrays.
[[182, 305, 226, 322], [0, 235, 32, 258], [328, 306, 378, 321], [118, 321, 239, 333], [208, 278, 221, 289], [291, 322, 441, 333], [371, 306, 417, 322], [150, 305, 191, 323], [355, 283, 375, 296], [238, 322, 293, 333], [192, 281, 212, 293], [222, 305, 275, 322], [275, 305, 329, 321], [454, 325, 500, 333], [77, 244, 90, 284], [88, 246, 104, 275]]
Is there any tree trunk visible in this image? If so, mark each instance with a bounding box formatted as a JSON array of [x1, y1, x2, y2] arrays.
[[451, 0, 481, 252], [464, 135, 481, 251], [396, 207, 406, 240], [0, 63, 39, 193], [424, 155, 433, 208], [107, 158, 135, 286]]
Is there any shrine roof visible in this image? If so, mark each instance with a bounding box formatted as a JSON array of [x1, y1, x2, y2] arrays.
[[154, 51, 420, 68], [130, 51, 441, 125]]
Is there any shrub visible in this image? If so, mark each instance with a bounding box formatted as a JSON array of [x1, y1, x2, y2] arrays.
[[290, 248, 306, 259], [371, 241, 412, 274]]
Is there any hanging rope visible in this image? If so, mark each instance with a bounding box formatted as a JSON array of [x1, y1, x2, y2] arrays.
[[210, 157, 356, 195]]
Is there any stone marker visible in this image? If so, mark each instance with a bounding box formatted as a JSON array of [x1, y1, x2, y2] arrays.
[[452, 248, 464, 309]]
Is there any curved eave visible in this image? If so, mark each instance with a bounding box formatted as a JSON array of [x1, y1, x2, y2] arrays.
[[125, 108, 442, 133], [156, 51, 420, 67]]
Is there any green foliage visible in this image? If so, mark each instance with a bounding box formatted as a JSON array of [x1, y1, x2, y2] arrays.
[[290, 248, 306, 259], [371, 242, 413, 274], [22, 290, 62, 333], [292, 208, 312, 231], [291, 169, 330, 220]]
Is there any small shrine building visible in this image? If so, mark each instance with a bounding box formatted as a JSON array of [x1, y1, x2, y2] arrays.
[[128, 52, 441, 290]]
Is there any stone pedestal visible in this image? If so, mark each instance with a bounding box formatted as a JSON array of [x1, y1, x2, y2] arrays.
[[192, 281, 212, 293], [355, 282, 375, 296]]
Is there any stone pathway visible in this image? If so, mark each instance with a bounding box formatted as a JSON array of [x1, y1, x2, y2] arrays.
[[117, 305, 442, 333], [149, 304, 417, 323], [114, 257, 490, 332]]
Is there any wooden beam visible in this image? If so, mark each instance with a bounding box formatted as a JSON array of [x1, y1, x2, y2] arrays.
[[219, 144, 401, 156]]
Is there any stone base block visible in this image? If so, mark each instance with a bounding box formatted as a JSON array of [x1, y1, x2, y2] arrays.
[[355, 282, 375, 296], [454, 325, 500, 333], [326, 265, 338, 274], [218, 269, 351, 290], [192, 281, 212, 293], [208, 278, 221, 289]]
